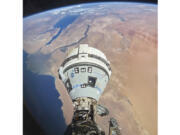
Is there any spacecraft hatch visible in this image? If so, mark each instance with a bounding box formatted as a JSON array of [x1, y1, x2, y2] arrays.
[[59, 44, 111, 101]]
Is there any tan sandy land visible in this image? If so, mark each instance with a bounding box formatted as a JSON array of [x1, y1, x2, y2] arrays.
[[92, 18, 156, 135], [77, 11, 157, 134]]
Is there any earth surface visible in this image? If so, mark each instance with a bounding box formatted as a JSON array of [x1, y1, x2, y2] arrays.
[[23, 2, 157, 135]]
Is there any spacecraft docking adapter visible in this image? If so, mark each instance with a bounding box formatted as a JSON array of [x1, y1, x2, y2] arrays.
[[58, 44, 120, 135]]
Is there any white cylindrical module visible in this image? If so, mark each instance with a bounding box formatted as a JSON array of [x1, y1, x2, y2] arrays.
[[58, 44, 111, 101]]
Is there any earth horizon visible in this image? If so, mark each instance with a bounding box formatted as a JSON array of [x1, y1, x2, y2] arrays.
[[23, 2, 157, 135]]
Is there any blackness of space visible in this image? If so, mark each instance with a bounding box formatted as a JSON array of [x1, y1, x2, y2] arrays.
[[23, 0, 157, 135], [23, 0, 157, 17]]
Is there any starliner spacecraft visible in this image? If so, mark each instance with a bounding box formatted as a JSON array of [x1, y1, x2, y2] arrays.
[[58, 44, 120, 135]]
